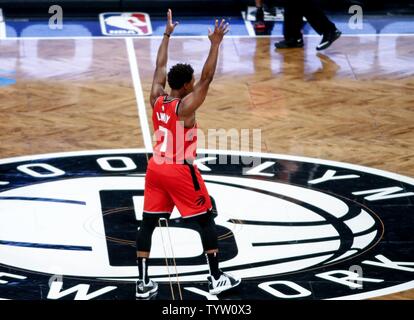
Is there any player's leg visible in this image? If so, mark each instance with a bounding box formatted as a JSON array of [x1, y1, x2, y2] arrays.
[[136, 165, 174, 298], [136, 213, 160, 298], [166, 164, 240, 294], [184, 210, 241, 295]]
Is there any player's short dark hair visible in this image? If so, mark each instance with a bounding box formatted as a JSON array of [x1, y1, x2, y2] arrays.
[[167, 63, 194, 90]]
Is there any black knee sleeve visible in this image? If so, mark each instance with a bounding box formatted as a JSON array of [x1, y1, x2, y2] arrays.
[[136, 214, 159, 252], [185, 213, 218, 252]]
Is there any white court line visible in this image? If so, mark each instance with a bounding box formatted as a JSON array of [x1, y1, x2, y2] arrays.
[[125, 37, 153, 152], [2, 33, 414, 40], [241, 11, 256, 37]]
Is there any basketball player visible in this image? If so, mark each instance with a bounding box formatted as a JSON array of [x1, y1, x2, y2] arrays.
[[135, 9, 241, 299]]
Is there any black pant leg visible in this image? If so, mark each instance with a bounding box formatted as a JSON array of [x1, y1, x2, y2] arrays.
[[302, 0, 336, 35], [283, 0, 304, 40]]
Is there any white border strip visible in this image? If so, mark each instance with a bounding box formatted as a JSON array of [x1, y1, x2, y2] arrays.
[[241, 11, 256, 37], [2, 33, 414, 40], [125, 38, 153, 151], [0, 8, 6, 39], [327, 281, 414, 300]]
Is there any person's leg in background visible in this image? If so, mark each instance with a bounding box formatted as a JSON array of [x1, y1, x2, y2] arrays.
[[275, 0, 305, 48], [254, 0, 266, 32], [301, 0, 341, 50], [302, 0, 336, 35], [255, 0, 279, 34], [255, 0, 265, 20]]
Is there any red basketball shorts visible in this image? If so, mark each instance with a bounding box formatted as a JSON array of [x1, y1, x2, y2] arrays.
[[143, 157, 212, 218]]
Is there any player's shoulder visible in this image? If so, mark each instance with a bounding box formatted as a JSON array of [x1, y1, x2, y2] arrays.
[[155, 94, 168, 104], [163, 95, 182, 112], [163, 95, 181, 104], [152, 94, 167, 109]]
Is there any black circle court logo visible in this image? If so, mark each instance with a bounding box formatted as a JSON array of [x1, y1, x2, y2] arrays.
[[0, 149, 413, 300]]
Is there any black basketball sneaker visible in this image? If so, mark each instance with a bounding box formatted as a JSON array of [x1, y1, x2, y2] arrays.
[[274, 38, 304, 49], [136, 279, 158, 299], [316, 29, 342, 51]]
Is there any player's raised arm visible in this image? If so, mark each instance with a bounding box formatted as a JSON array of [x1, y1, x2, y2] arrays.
[[150, 9, 179, 108], [179, 19, 229, 117]]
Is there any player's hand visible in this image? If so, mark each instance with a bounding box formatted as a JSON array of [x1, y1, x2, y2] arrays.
[[208, 19, 229, 45], [165, 9, 179, 35]]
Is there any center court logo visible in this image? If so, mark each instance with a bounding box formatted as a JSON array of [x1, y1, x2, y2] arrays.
[[0, 149, 413, 300]]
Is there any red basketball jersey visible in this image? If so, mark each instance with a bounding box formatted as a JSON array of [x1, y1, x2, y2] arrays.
[[152, 95, 197, 163]]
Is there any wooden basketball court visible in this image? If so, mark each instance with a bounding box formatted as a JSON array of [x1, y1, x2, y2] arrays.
[[0, 35, 413, 299]]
